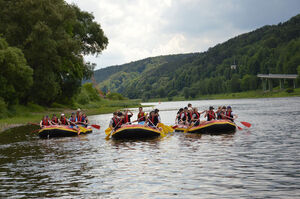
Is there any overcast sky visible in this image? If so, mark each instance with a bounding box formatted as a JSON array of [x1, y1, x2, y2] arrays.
[[65, 0, 300, 69]]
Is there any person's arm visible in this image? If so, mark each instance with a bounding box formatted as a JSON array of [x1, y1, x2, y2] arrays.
[[128, 110, 133, 116], [233, 114, 238, 120], [40, 120, 43, 128], [109, 119, 113, 129]]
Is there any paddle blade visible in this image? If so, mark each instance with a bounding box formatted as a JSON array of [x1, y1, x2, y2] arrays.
[[240, 121, 251, 128], [172, 125, 178, 129], [237, 126, 243, 130], [105, 133, 111, 140], [91, 124, 101, 129], [105, 127, 112, 135]]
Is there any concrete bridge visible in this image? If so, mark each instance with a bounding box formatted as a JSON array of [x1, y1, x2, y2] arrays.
[[257, 74, 298, 91]]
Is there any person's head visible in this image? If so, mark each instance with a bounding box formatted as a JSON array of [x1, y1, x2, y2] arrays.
[[188, 103, 192, 107], [179, 108, 183, 112], [209, 106, 214, 111], [218, 106, 221, 110], [154, 109, 159, 114], [118, 112, 123, 117], [227, 106, 232, 111], [194, 107, 198, 112], [188, 107, 193, 112], [150, 111, 155, 116], [184, 107, 188, 112], [139, 107, 143, 112], [113, 112, 118, 117], [83, 113, 86, 117], [71, 112, 75, 117], [222, 106, 226, 111], [61, 113, 65, 118], [42, 115, 47, 120], [52, 114, 56, 118]]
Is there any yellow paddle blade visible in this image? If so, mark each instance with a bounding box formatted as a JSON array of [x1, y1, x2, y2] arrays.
[[78, 126, 86, 132], [105, 127, 112, 135], [158, 123, 173, 134]]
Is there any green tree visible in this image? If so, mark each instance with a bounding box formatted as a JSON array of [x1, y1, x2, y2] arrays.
[[0, 0, 108, 105], [0, 37, 33, 105]]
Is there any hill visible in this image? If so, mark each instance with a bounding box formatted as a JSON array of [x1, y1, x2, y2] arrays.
[[94, 14, 300, 100]]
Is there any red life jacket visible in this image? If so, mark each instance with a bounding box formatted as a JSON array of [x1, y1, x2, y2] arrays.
[[42, 119, 49, 126], [138, 112, 145, 121], [52, 118, 58, 123], [149, 115, 158, 126], [181, 112, 187, 121], [123, 114, 129, 123], [207, 111, 215, 121], [112, 117, 120, 128], [226, 111, 233, 121], [194, 112, 200, 119], [60, 117, 67, 125], [70, 117, 76, 123], [188, 112, 193, 121]]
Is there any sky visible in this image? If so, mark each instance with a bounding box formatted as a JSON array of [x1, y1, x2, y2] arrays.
[[65, 0, 300, 69]]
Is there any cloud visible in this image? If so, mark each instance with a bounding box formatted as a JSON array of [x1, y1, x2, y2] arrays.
[[66, 0, 300, 69]]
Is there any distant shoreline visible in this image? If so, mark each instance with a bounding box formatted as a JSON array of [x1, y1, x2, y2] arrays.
[[143, 88, 300, 103]]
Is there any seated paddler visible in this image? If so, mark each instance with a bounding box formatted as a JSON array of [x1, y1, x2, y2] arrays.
[[109, 112, 122, 131], [40, 115, 51, 128]]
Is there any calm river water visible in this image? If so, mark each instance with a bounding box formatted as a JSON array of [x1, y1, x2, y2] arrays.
[[0, 97, 300, 198]]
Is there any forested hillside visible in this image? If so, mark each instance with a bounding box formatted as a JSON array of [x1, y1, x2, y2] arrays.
[[95, 14, 300, 100]]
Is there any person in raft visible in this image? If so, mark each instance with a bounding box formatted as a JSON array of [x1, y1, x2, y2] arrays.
[[175, 108, 183, 124], [204, 106, 216, 121], [60, 113, 69, 125], [179, 107, 189, 125], [69, 112, 80, 134], [77, 112, 88, 127], [76, 108, 81, 121], [123, 109, 133, 124], [146, 111, 159, 128], [191, 108, 206, 126], [51, 114, 59, 125], [109, 112, 122, 130], [137, 107, 147, 125], [217, 106, 226, 120], [225, 106, 238, 122], [154, 109, 161, 123], [40, 115, 52, 128]]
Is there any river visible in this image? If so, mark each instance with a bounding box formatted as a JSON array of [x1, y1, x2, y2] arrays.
[[0, 97, 300, 198]]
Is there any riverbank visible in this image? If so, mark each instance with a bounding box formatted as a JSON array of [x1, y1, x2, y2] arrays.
[[0, 99, 141, 132], [144, 88, 300, 102]]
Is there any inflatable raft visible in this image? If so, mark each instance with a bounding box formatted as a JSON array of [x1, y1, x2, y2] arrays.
[[38, 125, 92, 138], [111, 124, 162, 139], [187, 120, 236, 135]]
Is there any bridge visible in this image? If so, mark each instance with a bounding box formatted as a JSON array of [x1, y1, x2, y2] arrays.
[[257, 74, 298, 91]]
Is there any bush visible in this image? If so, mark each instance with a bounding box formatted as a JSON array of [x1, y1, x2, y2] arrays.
[[0, 98, 8, 119], [106, 92, 126, 100], [285, 88, 294, 93]]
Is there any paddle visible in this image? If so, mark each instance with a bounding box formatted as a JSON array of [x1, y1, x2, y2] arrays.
[[183, 117, 200, 133], [157, 123, 173, 134]]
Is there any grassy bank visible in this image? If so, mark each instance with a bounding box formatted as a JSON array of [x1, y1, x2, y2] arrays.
[[144, 88, 300, 102], [0, 99, 141, 132]]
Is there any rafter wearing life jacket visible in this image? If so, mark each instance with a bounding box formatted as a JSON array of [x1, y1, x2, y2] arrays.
[[207, 110, 216, 121], [217, 111, 226, 120], [123, 114, 130, 124], [226, 111, 234, 122], [52, 117, 58, 124], [193, 111, 200, 126], [138, 112, 145, 121], [70, 116, 77, 123], [60, 117, 68, 125], [112, 117, 121, 129], [181, 112, 188, 122], [42, 119, 50, 126], [148, 115, 159, 127]]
